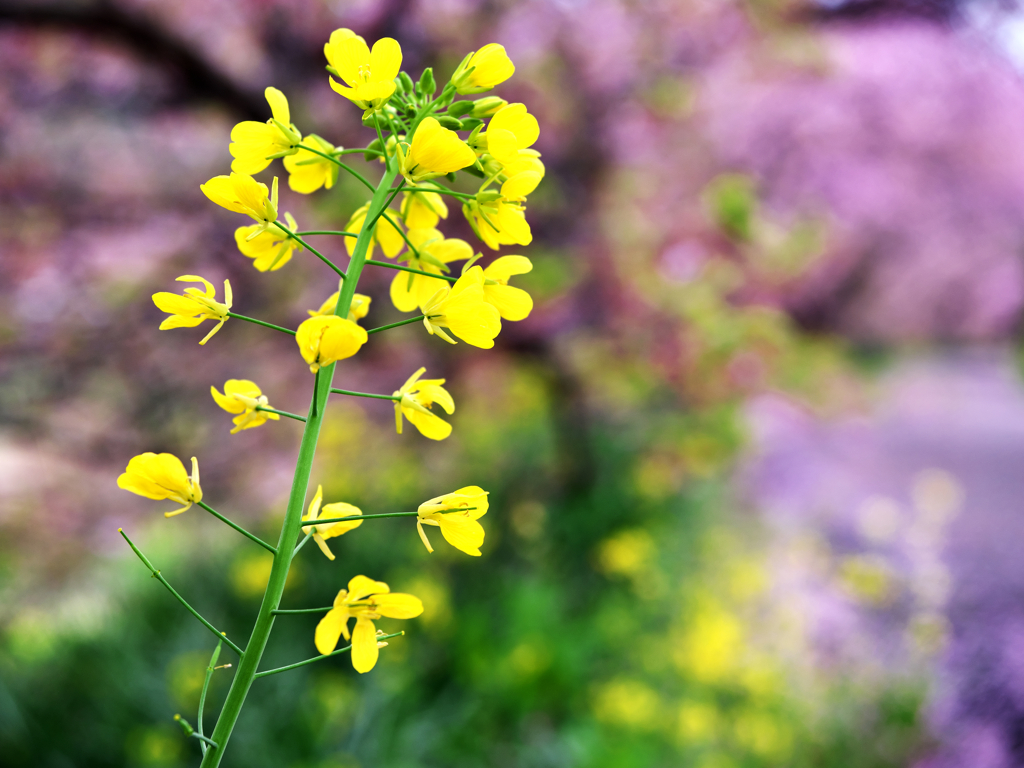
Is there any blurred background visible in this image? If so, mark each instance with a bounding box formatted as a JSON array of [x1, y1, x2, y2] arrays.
[[3, 0, 1024, 765]]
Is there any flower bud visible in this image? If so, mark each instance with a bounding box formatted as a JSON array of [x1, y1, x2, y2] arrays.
[[471, 96, 507, 118]]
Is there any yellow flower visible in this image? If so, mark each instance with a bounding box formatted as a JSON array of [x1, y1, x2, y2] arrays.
[[301, 484, 363, 561], [229, 87, 301, 174], [393, 367, 455, 441], [401, 188, 449, 229], [482, 255, 533, 321], [497, 149, 546, 180], [295, 315, 368, 373], [234, 212, 301, 272], [309, 286, 372, 323], [201, 173, 278, 234], [283, 134, 340, 194], [420, 266, 501, 348], [389, 228, 473, 312], [416, 486, 489, 556], [397, 117, 476, 185], [476, 103, 539, 166], [344, 202, 405, 259], [325, 29, 402, 114], [152, 275, 232, 345], [117, 453, 202, 518], [451, 44, 515, 94], [315, 575, 423, 673], [463, 171, 540, 250], [210, 379, 279, 434]]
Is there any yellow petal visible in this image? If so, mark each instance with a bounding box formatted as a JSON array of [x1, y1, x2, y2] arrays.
[[369, 37, 403, 83], [327, 31, 370, 87], [314, 608, 348, 654], [373, 593, 424, 619], [489, 103, 539, 149], [483, 284, 533, 321], [351, 616, 378, 673], [210, 385, 245, 414], [437, 514, 485, 556], [347, 575, 389, 601], [264, 86, 290, 125], [404, 408, 452, 440], [501, 171, 541, 200], [484, 255, 533, 281]]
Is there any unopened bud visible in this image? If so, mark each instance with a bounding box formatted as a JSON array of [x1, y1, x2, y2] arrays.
[[471, 96, 507, 118], [437, 116, 463, 131], [447, 100, 474, 117]]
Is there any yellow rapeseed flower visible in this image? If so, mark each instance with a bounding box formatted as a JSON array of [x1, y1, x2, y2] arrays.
[[451, 44, 515, 94], [301, 484, 363, 561], [475, 103, 539, 167], [152, 275, 232, 345], [389, 228, 473, 312], [295, 315, 368, 373], [482, 255, 533, 321], [325, 29, 402, 115], [344, 202, 405, 259], [393, 367, 455, 441], [417, 486, 489, 556], [283, 135, 340, 194], [309, 286, 372, 323], [397, 117, 476, 185], [201, 173, 279, 235], [464, 171, 540, 250], [234, 212, 301, 272], [117, 453, 202, 518], [315, 575, 423, 673], [210, 379, 279, 434], [401, 188, 449, 229], [420, 266, 501, 348], [229, 87, 301, 174]]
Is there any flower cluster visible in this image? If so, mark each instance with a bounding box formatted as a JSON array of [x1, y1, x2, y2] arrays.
[[116, 30, 538, 763]]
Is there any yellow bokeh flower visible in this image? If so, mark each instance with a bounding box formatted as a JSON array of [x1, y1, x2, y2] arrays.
[[451, 44, 515, 94], [234, 212, 301, 272], [325, 29, 402, 115], [301, 484, 363, 561], [482, 255, 533, 321], [283, 135, 340, 194], [201, 173, 278, 234], [117, 453, 202, 518], [397, 117, 476, 185], [308, 286, 372, 323], [463, 171, 540, 250], [401, 188, 449, 229], [315, 575, 423, 673], [393, 367, 455, 441], [344, 202, 405, 259], [295, 315, 368, 373], [416, 486, 489, 556], [476, 103, 539, 167], [420, 266, 501, 348], [229, 87, 301, 175], [152, 275, 232, 345], [389, 228, 473, 312], [210, 379, 279, 434]]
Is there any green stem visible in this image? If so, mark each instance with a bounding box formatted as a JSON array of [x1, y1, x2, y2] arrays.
[[199, 161, 400, 768], [275, 224, 347, 278], [311, 507, 475, 526], [196, 501, 276, 554], [329, 388, 399, 402], [255, 406, 306, 423], [295, 230, 357, 238], [193, 735, 219, 748], [366, 315, 427, 335], [226, 313, 295, 336], [365, 259, 458, 283], [336, 148, 381, 156], [196, 640, 223, 756], [379, 212, 420, 257], [401, 186, 475, 199], [119, 529, 244, 656], [296, 144, 375, 192], [272, 607, 332, 615], [293, 531, 312, 555], [253, 632, 404, 679]]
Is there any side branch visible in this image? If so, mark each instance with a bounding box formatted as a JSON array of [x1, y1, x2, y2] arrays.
[[276, 224, 347, 278], [227, 313, 296, 336], [197, 501, 277, 554], [329, 388, 399, 402], [366, 315, 427, 335], [309, 507, 475, 526], [253, 631, 404, 679], [365, 259, 458, 283], [256, 406, 306, 423], [197, 640, 223, 756], [119, 529, 244, 656]]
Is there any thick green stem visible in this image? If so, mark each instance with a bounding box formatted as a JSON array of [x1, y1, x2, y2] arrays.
[[198, 162, 400, 768], [196, 640, 222, 756]]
